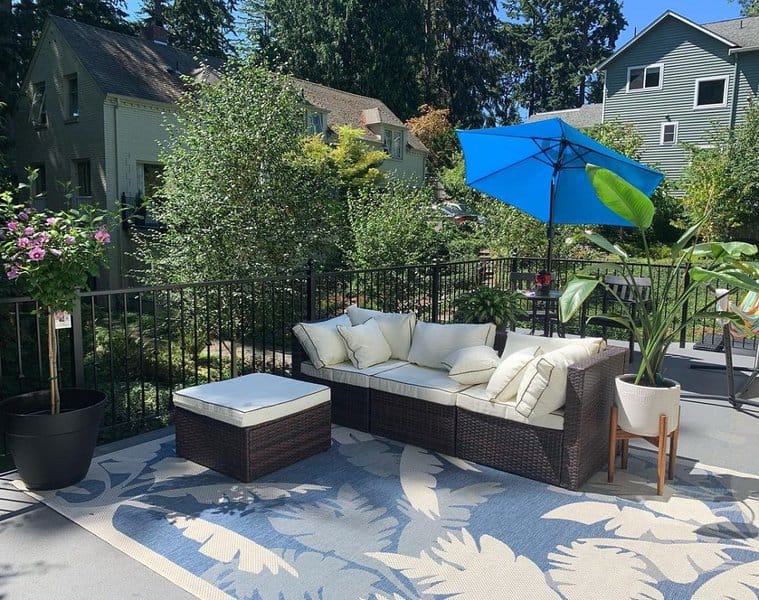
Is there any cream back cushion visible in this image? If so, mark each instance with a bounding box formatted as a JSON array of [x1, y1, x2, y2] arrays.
[[514, 343, 596, 418], [292, 314, 351, 369], [407, 322, 497, 370], [442, 345, 501, 385], [346, 305, 417, 360], [486, 345, 543, 402], [503, 332, 606, 357], [336, 318, 392, 369]]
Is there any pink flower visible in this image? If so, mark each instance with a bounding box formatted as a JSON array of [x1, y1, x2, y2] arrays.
[[7, 221, 17, 231], [6, 266, 20, 280], [16, 237, 32, 248], [27, 246, 45, 261], [94, 228, 111, 244], [34, 232, 50, 245], [23, 226, 34, 236], [64, 235, 75, 245], [46, 217, 61, 225]]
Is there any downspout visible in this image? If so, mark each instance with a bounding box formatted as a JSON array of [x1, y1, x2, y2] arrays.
[[113, 98, 123, 286], [730, 52, 740, 129]]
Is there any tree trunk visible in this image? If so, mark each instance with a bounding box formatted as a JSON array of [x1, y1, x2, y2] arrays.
[[48, 308, 60, 415]]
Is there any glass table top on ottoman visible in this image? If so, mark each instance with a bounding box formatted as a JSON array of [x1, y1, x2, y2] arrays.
[[173, 373, 331, 482]]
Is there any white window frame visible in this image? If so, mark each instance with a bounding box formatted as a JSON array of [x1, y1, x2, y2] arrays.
[[659, 121, 678, 145], [384, 128, 403, 160], [626, 63, 664, 92], [693, 75, 729, 109]]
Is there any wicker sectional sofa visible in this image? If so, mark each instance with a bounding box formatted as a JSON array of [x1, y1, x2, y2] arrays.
[[292, 313, 627, 490]]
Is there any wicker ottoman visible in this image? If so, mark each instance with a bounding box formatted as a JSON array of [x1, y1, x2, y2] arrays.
[[173, 374, 331, 482]]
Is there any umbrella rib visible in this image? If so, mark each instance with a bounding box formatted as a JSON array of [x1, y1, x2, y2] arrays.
[[466, 151, 553, 187]]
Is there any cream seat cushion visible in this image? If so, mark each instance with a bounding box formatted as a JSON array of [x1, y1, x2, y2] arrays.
[[300, 359, 408, 388], [514, 343, 596, 419], [173, 373, 330, 428], [292, 315, 351, 369], [456, 385, 564, 431], [370, 363, 472, 406], [442, 345, 501, 385], [337, 318, 392, 369], [407, 322, 496, 369], [346, 305, 417, 360]]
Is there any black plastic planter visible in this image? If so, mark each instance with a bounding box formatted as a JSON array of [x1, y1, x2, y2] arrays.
[[2, 389, 106, 490]]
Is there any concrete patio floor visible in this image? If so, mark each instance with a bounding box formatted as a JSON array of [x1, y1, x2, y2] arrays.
[[0, 341, 757, 600]]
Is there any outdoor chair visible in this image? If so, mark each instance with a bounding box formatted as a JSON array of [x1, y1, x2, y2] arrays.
[[509, 271, 563, 336], [580, 275, 652, 362]]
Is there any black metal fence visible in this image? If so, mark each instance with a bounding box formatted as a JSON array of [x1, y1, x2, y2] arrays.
[[1, 255, 755, 465]]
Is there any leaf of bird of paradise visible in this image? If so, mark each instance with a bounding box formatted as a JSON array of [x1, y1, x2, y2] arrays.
[[168, 513, 298, 576], [542, 501, 622, 525], [691, 558, 759, 599], [368, 529, 560, 600], [400, 445, 443, 519], [154, 483, 329, 505]]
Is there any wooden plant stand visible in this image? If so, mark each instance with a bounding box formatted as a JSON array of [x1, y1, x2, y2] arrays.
[[607, 404, 680, 495]]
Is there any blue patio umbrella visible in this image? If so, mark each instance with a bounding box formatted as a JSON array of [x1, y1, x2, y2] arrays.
[[457, 117, 665, 272]]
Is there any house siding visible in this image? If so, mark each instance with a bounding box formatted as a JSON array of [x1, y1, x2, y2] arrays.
[[14, 22, 106, 209], [603, 16, 737, 183], [380, 148, 426, 184], [735, 51, 759, 127]]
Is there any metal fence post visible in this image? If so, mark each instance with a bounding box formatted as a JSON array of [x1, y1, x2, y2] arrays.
[[306, 258, 316, 321], [71, 292, 85, 387], [431, 259, 441, 323], [680, 270, 690, 348]]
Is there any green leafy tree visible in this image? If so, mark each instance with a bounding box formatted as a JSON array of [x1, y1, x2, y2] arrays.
[[140, 0, 236, 57], [730, 0, 759, 16], [133, 60, 342, 283], [503, 0, 625, 115], [406, 104, 460, 173]]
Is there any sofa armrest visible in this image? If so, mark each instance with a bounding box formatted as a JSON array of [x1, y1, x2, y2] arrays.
[[561, 345, 628, 489]]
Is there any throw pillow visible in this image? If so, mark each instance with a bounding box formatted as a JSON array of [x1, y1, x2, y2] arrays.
[[346, 305, 416, 360], [336, 318, 393, 369], [407, 321, 497, 370], [442, 345, 501, 385], [514, 343, 596, 418], [292, 314, 351, 369], [486, 345, 543, 402], [503, 332, 605, 356]]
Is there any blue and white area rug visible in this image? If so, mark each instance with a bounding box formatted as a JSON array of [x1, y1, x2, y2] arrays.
[[17, 427, 759, 600]]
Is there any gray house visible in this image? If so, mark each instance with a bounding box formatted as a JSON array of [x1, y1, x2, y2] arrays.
[[530, 11, 759, 184]]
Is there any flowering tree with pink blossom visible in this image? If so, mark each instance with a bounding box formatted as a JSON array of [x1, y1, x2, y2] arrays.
[[0, 183, 112, 414]]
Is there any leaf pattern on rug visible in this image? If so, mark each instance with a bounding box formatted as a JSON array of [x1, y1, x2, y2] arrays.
[[399, 445, 444, 519], [369, 528, 561, 599], [168, 513, 298, 576], [691, 558, 759, 599], [155, 482, 329, 505]]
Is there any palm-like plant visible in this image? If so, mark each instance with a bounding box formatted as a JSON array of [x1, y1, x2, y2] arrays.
[[559, 164, 759, 387], [453, 286, 525, 329]]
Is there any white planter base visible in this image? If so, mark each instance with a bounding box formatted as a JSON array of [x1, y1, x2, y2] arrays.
[[614, 374, 681, 437]]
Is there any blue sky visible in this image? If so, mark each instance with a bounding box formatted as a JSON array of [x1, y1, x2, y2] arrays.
[[125, 0, 743, 50]]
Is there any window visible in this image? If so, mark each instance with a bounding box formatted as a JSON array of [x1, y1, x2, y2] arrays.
[[75, 160, 92, 197], [307, 111, 325, 134], [66, 74, 79, 119], [31, 163, 46, 197], [384, 128, 403, 159], [135, 163, 165, 226], [30, 81, 47, 127], [626, 64, 663, 92], [660, 122, 678, 145], [694, 76, 728, 109]]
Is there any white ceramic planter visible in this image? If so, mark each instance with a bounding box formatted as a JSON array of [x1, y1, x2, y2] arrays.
[[614, 374, 681, 437]]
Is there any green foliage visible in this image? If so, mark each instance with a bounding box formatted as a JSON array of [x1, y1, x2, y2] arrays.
[[730, 0, 759, 16], [583, 119, 643, 160], [503, 0, 626, 114], [347, 180, 450, 268], [681, 100, 759, 241], [133, 59, 345, 282], [453, 286, 525, 328], [560, 164, 759, 387], [406, 105, 460, 174]]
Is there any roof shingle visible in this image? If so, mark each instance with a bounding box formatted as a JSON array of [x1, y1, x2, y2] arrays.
[[526, 103, 603, 129], [702, 15, 759, 48]]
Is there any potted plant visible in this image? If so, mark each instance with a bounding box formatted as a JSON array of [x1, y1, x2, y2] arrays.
[[0, 180, 113, 489], [453, 286, 525, 353], [559, 164, 759, 436]]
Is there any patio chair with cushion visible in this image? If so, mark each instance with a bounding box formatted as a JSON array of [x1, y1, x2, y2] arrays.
[[580, 275, 652, 362], [719, 289, 759, 409]]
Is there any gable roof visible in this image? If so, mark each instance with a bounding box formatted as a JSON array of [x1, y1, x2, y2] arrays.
[[293, 78, 427, 152], [597, 11, 742, 71], [49, 15, 222, 104], [526, 103, 603, 129]]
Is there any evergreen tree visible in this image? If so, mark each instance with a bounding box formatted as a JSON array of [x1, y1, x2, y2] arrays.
[[503, 0, 625, 115], [730, 0, 759, 16], [140, 0, 236, 57]]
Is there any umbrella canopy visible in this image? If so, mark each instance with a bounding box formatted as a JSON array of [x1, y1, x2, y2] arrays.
[[457, 117, 665, 270]]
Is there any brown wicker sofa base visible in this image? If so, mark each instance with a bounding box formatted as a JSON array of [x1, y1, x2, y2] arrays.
[[371, 390, 456, 455], [175, 402, 331, 482], [297, 374, 371, 432]]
